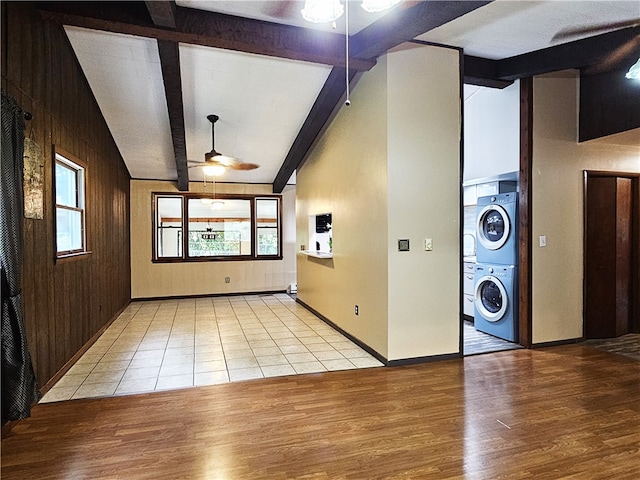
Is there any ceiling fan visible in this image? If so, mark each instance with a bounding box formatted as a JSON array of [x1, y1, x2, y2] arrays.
[[552, 19, 640, 76], [188, 114, 259, 176]]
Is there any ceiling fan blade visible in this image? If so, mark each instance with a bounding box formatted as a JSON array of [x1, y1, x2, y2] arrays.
[[262, 0, 301, 20], [197, 114, 260, 172], [553, 19, 640, 41], [228, 162, 260, 171], [582, 35, 640, 75]]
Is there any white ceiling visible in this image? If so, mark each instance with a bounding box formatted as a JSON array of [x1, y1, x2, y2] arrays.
[[64, 1, 640, 188], [418, 0, 640, 59]]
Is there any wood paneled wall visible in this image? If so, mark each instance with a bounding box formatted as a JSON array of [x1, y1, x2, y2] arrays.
[[1, 3, 131, 387]]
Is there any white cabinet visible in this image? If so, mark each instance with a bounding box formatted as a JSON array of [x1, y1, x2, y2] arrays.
[[463, 185, 477, 206], [476, 180, 517, 198], [463, 261, 475, 317]]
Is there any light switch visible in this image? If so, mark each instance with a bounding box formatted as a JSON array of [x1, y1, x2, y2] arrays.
[[539, 235, 547, 247], [425, 238, 433, 251]]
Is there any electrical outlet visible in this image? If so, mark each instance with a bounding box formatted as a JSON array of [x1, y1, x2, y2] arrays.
[[225, 277, 231, 283], [355, 305, 359, 315], [425, 238, 433, 251]]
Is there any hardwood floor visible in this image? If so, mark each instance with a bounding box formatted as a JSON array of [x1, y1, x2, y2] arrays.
[[2, 345, 639, 479]]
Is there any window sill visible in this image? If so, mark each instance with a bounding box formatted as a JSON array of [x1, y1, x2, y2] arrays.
[[55, 251, 92, 265], [152, 255, 283, 263]]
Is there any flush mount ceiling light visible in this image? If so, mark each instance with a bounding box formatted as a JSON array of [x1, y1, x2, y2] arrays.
[[301, 0, 401, 24], [301, 0, 344, 23]]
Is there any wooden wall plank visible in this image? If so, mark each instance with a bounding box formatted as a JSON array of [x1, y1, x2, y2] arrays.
[[1, 3, 131, 388]]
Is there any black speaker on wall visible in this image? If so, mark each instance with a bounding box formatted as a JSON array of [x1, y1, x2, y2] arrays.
[[315, 213, 332, 233]]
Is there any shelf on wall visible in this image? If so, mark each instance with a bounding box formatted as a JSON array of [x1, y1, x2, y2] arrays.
[[300, 250, 333, 259]]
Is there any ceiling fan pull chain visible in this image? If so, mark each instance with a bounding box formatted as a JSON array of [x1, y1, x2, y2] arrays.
[[345, 0, 351, 106]]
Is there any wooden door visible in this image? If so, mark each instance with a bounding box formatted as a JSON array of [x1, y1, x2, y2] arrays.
[[585, 174, 638, 338]]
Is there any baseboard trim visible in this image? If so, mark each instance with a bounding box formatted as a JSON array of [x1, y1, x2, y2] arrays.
[[38, 302, 131, 395], [132, 290, 287, 301], [2, 301, 131, 438], [295, 299, 463, 367], [532, 337, 583, 349], [386, 352, 461, 367], [295, 298, 389, 365]]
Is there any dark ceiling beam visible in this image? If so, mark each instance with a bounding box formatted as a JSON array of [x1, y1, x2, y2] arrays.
[[38, 2, 375, 70], [351, 1, 492, 59], [463, 27, 640, 86], [145, 0, 175, 29], [463, 56, 512, 88], [156, 39, 189, 192], [145, 1, 188, 191], [273, 67, 359, 193], [497, 26, 640, 80], [272, 0, 494, 193]]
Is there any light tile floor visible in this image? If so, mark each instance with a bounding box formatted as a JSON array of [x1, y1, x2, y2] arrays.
[[40, 294, 383, 403]]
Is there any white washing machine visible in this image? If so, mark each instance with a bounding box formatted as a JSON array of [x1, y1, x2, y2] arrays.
[[474, 263, 518, 342], [476, 193, 518, 265]]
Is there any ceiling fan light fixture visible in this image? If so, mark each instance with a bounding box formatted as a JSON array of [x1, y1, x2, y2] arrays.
[[361, 0, 402, 13], [211, 200, 225, 210], [301, 0, 344, 23], [625, 58, 640, 80], [202, 162, 226, 177]]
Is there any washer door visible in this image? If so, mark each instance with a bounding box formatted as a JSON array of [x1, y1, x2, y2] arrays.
[[475, 275, 508, 322], [477, 204, 510, 251]]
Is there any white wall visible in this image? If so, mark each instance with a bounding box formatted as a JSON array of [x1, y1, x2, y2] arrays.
[[386, 44, 461, 360], [296, 53, 390, 357], [297, 43, 461, 361], [464, 81, 520, 182], [130, 180, 296, 298], [531, 71, 640, 343]]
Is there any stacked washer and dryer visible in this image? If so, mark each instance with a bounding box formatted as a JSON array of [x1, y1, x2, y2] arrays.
[[473, 192, 519, 342]]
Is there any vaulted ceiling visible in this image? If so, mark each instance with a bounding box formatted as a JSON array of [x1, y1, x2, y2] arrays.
[[38, 1, 640, 192]]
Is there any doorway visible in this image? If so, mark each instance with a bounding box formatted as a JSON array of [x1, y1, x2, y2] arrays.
[[584, 172, 640, 339]]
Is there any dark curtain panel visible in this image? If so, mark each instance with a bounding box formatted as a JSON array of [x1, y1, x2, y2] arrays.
[[1, 91, 40, 422]]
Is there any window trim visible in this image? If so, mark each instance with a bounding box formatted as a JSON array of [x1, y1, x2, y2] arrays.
[[152, 192, 283, 262], [53, 147, 90, 263], [255, 197, 282, 258]]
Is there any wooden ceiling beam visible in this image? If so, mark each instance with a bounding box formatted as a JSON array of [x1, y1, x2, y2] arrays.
[[38, 2, 375, 70], [145, 1, 176, 29], [273, 67, 360, 193], [497, 26, 640, 80], [351, 1, 492, 60], [272, 1, 493, 192], [146, 1, 189, 192], [156, 38, 189, 192], [463, 56, 513, 89]]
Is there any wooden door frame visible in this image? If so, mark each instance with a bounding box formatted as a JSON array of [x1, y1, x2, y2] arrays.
[[518, 78, 533, 348], [583, 170, 640, 336]]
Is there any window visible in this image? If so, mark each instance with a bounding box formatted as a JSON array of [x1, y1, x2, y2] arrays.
[[55, 152, 87, 257], [256, 198, 279, 256], [155, 196, 183, 259], [153, 193, 281, 261], [188, 198, 251, 257]]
